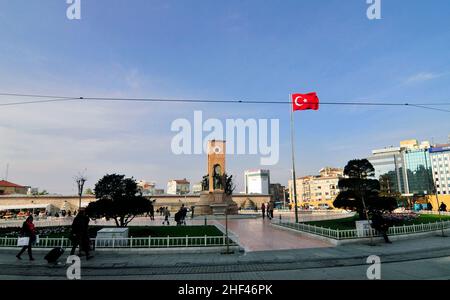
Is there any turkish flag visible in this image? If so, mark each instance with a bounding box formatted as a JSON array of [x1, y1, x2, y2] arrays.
[[292, 92, 320, 111]]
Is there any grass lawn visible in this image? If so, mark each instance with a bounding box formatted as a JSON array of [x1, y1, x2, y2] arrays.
[[305, 214, 450, 230], [0, 225, 224, 238]]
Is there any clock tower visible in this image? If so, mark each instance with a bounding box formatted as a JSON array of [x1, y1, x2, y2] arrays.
[[207, 140, 226, 192], [196, 140, 238, 215]]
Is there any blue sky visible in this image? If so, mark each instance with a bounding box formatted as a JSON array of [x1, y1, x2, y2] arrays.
[[0, 0, 449, 194]]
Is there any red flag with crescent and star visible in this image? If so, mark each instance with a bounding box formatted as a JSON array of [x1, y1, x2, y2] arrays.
[[292, 92, 320, 111]]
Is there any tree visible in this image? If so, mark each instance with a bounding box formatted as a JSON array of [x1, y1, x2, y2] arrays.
[[333, 159, 397, 220], [85, 174, 152, 227], [84, 188, 94, 195]]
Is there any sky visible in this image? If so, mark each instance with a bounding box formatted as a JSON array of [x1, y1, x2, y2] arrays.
[[0, 0, 449, 194]]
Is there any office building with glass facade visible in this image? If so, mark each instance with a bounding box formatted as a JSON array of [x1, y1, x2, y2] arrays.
[[430, 144, 450, 195], [368, 147, 405, 194], [403, 148, 433, 195], [368, 139, 434, 196]]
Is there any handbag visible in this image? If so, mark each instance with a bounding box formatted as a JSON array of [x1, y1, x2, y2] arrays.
[[17, 237, 30, 247]]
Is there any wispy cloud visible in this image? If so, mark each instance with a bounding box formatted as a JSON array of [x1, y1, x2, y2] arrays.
[[404, 72, 444, 84]]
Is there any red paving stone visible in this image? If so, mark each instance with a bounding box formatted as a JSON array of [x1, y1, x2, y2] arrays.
[[215, 218, 334, 252]]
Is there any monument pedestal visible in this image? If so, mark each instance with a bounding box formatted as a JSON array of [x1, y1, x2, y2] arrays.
[[196, 190, 238, 216]]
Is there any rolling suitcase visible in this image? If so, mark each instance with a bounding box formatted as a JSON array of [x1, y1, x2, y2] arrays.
[[44, 247, 65, 263]]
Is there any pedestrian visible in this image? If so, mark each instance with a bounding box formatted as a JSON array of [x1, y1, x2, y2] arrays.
[[160, 207, 164, 216], [162, 207, 170, 225], [175, 210, 182, 226], [371, 211, 391, 244], [191, 206, 195, 219], [149, 201, 155, 221], [267, 202, 274, 220], [180, 204, 188, 225], [261, 203, 266, 219], [70, 209, 93, 260], [439, 202, 447, 212], [16, 216, 36, 261]]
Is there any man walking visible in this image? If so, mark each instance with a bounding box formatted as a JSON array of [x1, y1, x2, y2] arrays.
[[371, 211, 391, 244], [261, 203, 266, 219], [180, 204, 188, 225], [267, 202, 274, 220], [70, 209, 93, 259], [162, 207, 171, 225], [149, 201, 155, 221]]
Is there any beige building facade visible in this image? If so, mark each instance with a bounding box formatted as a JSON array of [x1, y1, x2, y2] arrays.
[[0, 194, 271, 214], [288, 167, 343, 208], [167, 179, 190, 195]]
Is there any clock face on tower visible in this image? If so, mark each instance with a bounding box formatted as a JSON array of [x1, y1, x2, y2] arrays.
[[212, 144, 223, 154]]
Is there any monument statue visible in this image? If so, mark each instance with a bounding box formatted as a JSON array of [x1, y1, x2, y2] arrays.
[[201, 175, 209, 191], [196, 140, 238, 215]]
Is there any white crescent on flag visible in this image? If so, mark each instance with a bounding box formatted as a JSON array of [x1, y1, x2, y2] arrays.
[[294, 96, 308, 108]]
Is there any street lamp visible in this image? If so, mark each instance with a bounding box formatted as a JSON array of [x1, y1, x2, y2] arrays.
[[423, 149, 445, 237], [76, 177, 86, 211]]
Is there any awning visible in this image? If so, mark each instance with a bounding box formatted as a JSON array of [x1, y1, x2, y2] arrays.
[[0, 204, 52, 211]]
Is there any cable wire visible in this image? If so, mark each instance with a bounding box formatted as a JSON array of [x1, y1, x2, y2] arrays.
[[0, 97, 82, 107], [1, 92, 450, 112]]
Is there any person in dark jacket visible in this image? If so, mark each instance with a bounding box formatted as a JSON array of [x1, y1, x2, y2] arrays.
[[70, 209, 93, 259], [16, 216, 36, 260], [439, 202, 447, 212], [261, 203, 266, 219], [371, 211, 391, 243], [174, 210, 182, 226], [180, 204, 188, 225], [149, 201, 155, 221]]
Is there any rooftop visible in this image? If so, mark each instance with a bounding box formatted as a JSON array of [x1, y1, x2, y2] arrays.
[[0, 180, 26, 188]]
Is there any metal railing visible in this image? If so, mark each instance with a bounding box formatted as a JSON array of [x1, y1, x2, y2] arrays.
[[0, 235, 236, 249], [418, 210, 450, 216], [274, 218, 450, 240], [0, 217, 201, 228]]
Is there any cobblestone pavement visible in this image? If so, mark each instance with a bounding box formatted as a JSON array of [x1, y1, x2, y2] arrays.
[[1, 235, 450, 279]]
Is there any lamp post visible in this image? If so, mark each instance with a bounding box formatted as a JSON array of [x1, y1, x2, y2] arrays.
[[221, 208, 233, 255], [76, 177, 86, 211], [424, 149, 445, 237]]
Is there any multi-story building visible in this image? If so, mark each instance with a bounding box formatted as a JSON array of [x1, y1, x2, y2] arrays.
[[368, 139, 434, 196], [288, 167, 343, 207], [137, 180, 156, 196], [368, 147, 405, 194], [244, 169, 270, 194], [430, 144, 450, 195], [403, 146, 433, 195], [0, 180, 28, 195], [167, 179, 190, 195], [153, 189, 165, 195], [192, 183, 203, 195], [269, 183, 287, 204]]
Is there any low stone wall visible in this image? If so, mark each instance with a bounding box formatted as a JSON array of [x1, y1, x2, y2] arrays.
[[0, 194, 272, 213]]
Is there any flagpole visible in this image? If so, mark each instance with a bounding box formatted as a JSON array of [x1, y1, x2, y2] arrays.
[[290, 94, 299, 223]]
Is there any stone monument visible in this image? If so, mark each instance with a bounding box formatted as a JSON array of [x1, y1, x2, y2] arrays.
[[195, 140, 238, 216]]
